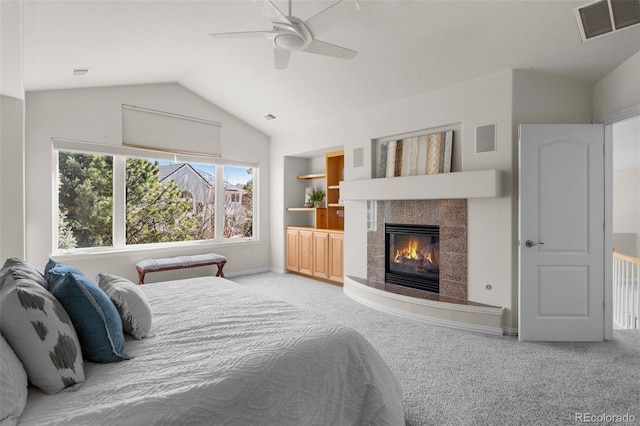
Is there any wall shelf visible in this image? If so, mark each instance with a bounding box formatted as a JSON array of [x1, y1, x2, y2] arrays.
[[340, 169, 504, 201], [297, 173, 326, 180], [325, 150, 344, 230]]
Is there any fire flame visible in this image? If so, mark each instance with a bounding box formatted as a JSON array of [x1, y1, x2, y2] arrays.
[[393, 237, 438, 270]]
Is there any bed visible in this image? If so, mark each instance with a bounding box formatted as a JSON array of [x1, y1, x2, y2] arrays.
[[3, 272, 404, 425]]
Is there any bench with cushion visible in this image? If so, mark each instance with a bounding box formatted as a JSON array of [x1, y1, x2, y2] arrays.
[[135, 253, 227, 284]]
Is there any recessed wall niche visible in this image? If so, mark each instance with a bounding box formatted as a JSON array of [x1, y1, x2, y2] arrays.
[[371, 122, 462, 179]]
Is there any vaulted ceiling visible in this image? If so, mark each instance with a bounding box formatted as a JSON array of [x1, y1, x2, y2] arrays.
[[22, 0, 640, 136]]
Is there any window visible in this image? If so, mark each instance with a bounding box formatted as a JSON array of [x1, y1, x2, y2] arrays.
[[222, 166, 254, 239], [58, 152, 113, 249], [56, 147, 257, 252]]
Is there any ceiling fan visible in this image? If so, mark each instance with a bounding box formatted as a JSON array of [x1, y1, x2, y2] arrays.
[[210, 0, 361, 70]]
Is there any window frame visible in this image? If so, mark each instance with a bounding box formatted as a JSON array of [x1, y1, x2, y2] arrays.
[[53, 138, 258, 255]]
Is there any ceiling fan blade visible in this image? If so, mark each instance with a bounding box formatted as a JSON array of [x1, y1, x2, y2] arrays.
[[274, 48, 291, 70], [304, 0, 361, 37], [210, 31, 275, 39], [262, 0, 292, 24], [303, 39, 357, 59]]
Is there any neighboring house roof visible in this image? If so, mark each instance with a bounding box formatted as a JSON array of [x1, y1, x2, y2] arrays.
[[158, 163, 240, 191], [158, 163, 185, 182]]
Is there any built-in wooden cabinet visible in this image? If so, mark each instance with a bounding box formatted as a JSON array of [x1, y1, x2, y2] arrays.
[[328, 232, 344, 284], [285, 228, 299, 271], [298, 229, 313, 276], [312, 231, 330, 279], [286, 150, 344, 230], [286, 227, 344, 286], [325, 150, 344, 231], [286, 150, 344, 285]]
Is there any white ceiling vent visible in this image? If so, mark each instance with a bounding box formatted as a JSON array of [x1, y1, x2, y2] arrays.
[[71, 68, 90, 76], [575, 0, 640, 41]]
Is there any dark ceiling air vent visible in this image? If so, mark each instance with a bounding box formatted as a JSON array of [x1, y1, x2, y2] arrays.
[[611, 0, 640, 29], [575, 0, 640, 41]]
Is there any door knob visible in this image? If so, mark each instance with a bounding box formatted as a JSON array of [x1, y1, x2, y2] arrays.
[[525, 240, 544, 248]]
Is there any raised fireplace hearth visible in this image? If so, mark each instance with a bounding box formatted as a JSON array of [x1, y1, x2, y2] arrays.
[[343, 173, 505, 334], [385, 223, 440, 293]]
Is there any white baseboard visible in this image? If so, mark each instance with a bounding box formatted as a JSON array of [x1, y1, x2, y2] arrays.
[[225, 267, 272, 277], [502, 327, 518, 336]]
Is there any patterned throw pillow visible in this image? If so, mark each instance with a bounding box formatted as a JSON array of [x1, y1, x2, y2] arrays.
[[0, 334, 28, 425], [0, 258, 49, 290], [51, 272, 130, 363], [0, 274, 84, 394], [96, 273, 153, 339]]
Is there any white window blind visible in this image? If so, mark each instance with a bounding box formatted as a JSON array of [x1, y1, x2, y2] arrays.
[[122, 104, 222, 157], [51, 138, 258, 169], [52, 137, 177, 161]]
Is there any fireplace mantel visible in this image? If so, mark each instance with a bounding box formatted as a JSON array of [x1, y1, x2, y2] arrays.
[[340, 169, 503, 201]]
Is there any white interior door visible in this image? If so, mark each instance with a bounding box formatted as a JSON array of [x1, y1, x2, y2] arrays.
[[519, 124, 604, 341]]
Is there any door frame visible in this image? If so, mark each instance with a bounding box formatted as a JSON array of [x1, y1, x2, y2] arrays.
[[594, 104, 640, 341]]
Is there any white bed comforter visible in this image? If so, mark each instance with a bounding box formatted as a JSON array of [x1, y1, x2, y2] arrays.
[[19, 277, 404, 425]]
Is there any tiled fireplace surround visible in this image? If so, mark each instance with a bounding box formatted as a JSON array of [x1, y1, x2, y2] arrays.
[[367, 199, 468, 301]]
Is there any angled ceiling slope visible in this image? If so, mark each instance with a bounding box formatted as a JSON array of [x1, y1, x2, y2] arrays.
[[21, 1, 640, 136]]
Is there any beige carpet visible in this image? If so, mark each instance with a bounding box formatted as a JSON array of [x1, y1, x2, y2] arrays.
[[231, 272, 640, 426]]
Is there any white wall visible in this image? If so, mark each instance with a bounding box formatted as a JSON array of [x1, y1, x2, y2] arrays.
[[272, 70, 517, 326], [0, 96, 26, 261], [0, 0, 26, 261], [613, 168, 640, 256], [0, 0, 24, 99], [592, 52, 640, 339], [25, 83, 271, 282], [593, 51, 640, 120], [511, 70, 594, 327]]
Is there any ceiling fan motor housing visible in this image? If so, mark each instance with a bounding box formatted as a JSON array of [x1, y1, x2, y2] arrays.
[[273, 17, 311, 51]]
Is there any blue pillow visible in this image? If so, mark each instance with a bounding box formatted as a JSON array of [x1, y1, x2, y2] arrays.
[[44, 259, 85, 291], [51, 272, 129, 363]]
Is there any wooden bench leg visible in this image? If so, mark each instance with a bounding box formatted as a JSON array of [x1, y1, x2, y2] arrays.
[[137, 268, 146, 285], [216, 260, 226, 278]]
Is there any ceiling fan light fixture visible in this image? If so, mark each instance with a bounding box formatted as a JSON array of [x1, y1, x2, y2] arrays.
[[209, 0, 360, 70], [273, 33, 305, 50]]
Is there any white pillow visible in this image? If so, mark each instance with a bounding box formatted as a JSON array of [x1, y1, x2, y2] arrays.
[[0, 335, 28, 426], [0, 273, 85, 394], [0, 258, 48, 290], [96, 273, 153, 339]]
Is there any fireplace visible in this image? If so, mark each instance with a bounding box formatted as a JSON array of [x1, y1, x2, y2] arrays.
[[385, 223, 440, 293], [367, 200, 467, 300]]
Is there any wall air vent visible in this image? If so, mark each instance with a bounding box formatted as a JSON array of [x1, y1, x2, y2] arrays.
[[264, 113, 276, 121], [575, 0, 640, 41]]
